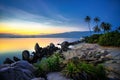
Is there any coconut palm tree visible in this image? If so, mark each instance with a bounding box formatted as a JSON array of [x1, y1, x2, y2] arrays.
[[94, 17, 100, 25], [105, 23, 111, 32], [100, 22, 111, 33], [100, 22, 106, 33], [85, 16, 91, 34], [93, 25, 101, 33], [94, 17, 100, 33]]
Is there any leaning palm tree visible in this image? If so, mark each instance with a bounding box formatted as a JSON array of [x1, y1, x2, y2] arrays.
[[85, 16, 91, 34], [93, 25, 101, 33]]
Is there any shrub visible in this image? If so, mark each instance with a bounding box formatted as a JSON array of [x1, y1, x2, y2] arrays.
[[85, 34, 102, 43], [62, 62, 81, 80], [98, 31, 120, 47], [34, 53, 62, 77], [62, 61, 107, 80]]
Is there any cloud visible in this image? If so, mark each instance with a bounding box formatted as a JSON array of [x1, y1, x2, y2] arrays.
[[0, 5, 69, 26]]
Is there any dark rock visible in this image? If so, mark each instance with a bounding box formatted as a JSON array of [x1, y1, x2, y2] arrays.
[[3, 58, 14, 64], [34, 43, 42, 53], [22, 50, 30, 61], [13, 56, 20, 61], [0, 61, 35, 80], [61, 41, 69, 51], [49, 43, 55, 48]]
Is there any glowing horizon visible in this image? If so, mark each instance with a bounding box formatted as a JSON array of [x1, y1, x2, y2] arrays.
[[0, 21, 86, 35]]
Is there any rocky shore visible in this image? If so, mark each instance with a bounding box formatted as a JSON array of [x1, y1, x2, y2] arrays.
[[0, 40, 120, 80]]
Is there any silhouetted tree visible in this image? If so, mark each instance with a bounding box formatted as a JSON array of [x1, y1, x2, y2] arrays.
[[94, 17, 100, 25], [85, 16, 91, 34], [93, 25, 101, 33], [93, 17, 100, 33], [100, 22, 111, 33]]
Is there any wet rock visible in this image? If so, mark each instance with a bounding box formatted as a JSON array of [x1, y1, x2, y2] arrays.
[[13, 56, 20, 61], [0, 61, 35, 80], [3, 58, 14, 64], [22, 50, 30, 61]]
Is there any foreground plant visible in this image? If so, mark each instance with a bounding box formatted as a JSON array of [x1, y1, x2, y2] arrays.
[[62, 61, 107, 80], [34, 53, 62, 77]]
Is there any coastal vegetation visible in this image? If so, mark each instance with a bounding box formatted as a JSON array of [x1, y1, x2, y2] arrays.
[[84, 16, 120, 47]]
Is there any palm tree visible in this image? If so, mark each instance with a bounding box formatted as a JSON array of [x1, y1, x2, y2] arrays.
[[94, 17, 100, 25], [85, 16, 91, 34], [100, 22, 111, 33], [93, 25, 101, 33], [94, 17, 100, 33], [105, 23, 111, 32]]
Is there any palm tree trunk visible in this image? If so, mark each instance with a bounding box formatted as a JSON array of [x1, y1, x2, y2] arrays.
[[88, 22, 91, 35]]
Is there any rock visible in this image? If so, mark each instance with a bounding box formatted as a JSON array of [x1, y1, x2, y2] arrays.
[[35, 43, 42, 53], [49, 43, 55, 48], [105, 63, 120, 80], [61, 41, 69, 51], [11, 61, 35, 72], [13, 56, 21, 61], [100, 50, 109, 56], [22, 50, 30, 61], [3, 58, 14, 64], [0, 61, 35, 80], [47, 72, 71, 80], [31, 77, 45, 80]]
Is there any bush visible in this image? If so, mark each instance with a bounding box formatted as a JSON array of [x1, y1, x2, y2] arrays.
[[98, 31, 120, 47], [34, 53, 62, 77], [62, 61, 107, 80], [85, 34, 102, 43]]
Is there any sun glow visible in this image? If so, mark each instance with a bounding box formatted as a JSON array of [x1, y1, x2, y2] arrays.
[[0, 21, 79, 35]]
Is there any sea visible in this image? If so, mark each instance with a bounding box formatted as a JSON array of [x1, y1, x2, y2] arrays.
[[0, 38, 79, 64]]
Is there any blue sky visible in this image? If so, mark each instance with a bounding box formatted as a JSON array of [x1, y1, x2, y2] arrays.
[[0, 0, 120, 34]]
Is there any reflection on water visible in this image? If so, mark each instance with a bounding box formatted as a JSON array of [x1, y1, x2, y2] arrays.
[[0, 38, 78, 64]]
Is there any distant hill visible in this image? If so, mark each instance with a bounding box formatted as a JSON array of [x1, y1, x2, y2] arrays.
[[0, 31, 96, 38]]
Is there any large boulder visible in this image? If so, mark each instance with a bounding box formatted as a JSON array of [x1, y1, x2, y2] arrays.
[[34, 43, 42, 53], [3, 58, 14, 64], [61, 41, 69, 51], [13, 56, 21, 62], [0, 61, 35, 80], [22, 50, 30, 61]]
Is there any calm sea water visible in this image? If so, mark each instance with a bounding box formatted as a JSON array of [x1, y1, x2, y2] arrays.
[[0, 38, 79, 64]]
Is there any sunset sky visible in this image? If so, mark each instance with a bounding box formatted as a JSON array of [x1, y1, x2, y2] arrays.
[[0, 0, 120, 35]]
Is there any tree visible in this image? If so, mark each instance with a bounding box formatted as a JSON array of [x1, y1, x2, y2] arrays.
[[93, 25, 101, 33], [100, 22, 106, 33], [100, 22, 111, 33], [94, 17, 100, 25], [105, 23, 111, 32], [93, 17, 100, 33], [85, 16, 91, 34]]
